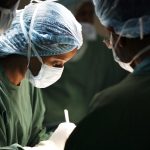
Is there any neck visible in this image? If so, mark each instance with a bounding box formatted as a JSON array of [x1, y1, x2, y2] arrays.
[[0, 55, 28, 86]]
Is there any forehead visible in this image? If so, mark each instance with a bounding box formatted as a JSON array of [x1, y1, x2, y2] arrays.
[[42, 48, 77, 62]]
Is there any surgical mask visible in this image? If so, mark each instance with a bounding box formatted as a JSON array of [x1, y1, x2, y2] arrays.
[[112, 49, 134, 72], [104, 33, 134, 72], [26, 64, 64, 88], [105, 33, 150, 73], [0, 0, 20, 34], [80, 22, 97, 41], [112, 44, 150, 73]]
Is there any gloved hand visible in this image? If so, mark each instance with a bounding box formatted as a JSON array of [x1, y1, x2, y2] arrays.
[[49, 122, 76, 150], [23, 140, 58, 150], [23, 122, 76, 150]]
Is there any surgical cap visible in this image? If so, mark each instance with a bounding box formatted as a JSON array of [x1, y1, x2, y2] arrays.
[[93, 0, 150, 38], [0, 0, 83, 57]]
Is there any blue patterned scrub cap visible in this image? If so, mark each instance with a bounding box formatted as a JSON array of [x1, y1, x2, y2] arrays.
[[0, 0, 83, 57], [93, 0, 150, 38]]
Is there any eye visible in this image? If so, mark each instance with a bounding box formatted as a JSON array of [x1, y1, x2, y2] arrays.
[[52, 63, 64, 68]]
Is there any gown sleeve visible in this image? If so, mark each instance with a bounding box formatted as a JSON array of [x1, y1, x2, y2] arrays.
[[27, 85, 49, 147], [0, 91, 24, 150]]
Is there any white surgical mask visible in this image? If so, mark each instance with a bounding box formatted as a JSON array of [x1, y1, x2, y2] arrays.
[[0, 0, 20, 34], [80, 22, 97, 41], [26, 64, 64, 88], [104, 33, 133, 72], [103, 33, 133, 72], [112, 49, 134, 72], [108, 32, 146, 73], [112, 44, 150, 73]]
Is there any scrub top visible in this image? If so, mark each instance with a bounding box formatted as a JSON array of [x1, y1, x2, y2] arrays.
[[64, 58, 150, 150], [0, 64, 46, 149], [42, 35, 128, 127]]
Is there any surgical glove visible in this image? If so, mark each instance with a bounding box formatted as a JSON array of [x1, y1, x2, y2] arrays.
[[23, 122, 76, 150], [23, 140, 59, 150], [49, 122, 76, 150]]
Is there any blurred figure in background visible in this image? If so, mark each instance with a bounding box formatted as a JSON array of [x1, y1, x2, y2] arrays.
[[0, 0, 20, 33], [42, 0, 128, 131]]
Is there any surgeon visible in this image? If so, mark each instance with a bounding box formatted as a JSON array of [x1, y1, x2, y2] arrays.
[[0, 0, 82, 149], [0, 0, 20, 33], [64, 0, 150, 150], [42, 0, 128, 131]]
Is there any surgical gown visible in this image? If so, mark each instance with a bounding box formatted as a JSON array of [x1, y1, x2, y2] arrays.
[[64, 58, 150, 150], [0, 64, 46, 149]]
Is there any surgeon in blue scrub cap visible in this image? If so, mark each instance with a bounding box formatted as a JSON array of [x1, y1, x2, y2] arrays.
[[0, 0, 82, 149], [0, 0, 82, 88], [64, 0, 150, 150], [92, 0, 150, 72]]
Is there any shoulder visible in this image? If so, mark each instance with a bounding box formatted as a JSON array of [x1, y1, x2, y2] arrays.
[[90, 74, 145, 111], [90, 73, 150, 113]]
